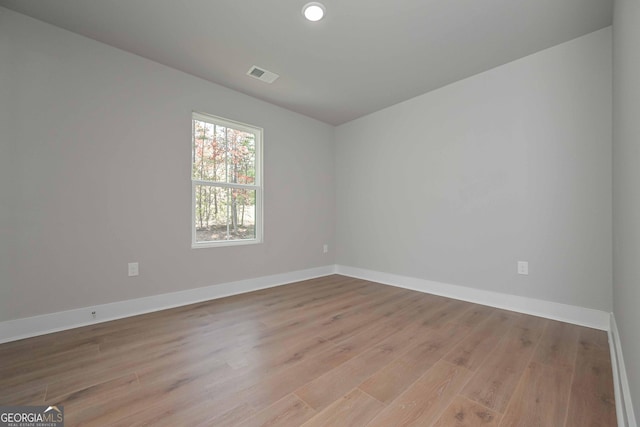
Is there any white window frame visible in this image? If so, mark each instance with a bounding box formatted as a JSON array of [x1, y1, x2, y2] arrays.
[[191, 112, 263, 248]]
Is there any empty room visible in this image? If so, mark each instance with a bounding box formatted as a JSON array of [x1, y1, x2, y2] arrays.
[[0, 0, 638, 426]]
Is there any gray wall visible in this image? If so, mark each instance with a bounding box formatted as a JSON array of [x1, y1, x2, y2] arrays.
[[613, 0, 640, 420], [0, 5, 619, 335], [335, 28, 613, 311], [0, 15, 13, 312], [0, 8, 335, 321]]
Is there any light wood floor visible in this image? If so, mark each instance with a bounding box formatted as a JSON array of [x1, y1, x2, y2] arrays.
[[0, 275, 616, 426]]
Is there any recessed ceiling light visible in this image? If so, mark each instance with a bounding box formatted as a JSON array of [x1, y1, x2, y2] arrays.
[[302, 2, 326, 22]]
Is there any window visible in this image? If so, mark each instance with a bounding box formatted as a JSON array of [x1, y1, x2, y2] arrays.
[[191, 112, 262, 248]]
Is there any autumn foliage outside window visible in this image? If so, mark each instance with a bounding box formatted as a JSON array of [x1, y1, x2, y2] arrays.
[[191, 112, 262, 247]]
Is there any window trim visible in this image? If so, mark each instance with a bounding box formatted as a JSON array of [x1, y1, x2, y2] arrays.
[[191, 112, 263, 249]]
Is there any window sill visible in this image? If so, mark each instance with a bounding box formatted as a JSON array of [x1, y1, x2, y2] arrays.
[[191, 239, 262, 249]]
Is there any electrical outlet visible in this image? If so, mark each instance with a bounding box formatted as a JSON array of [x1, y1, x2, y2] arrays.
[[128, 262, 139, 277], [323, 244, 328, 254], [517, 261, 529, 275]]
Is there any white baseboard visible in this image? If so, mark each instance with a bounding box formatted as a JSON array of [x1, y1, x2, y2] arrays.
[[0, 263, 612, 341], [335, 265, 610, 331], [0, 265, 335, 344], [610, 314, 638, 427]]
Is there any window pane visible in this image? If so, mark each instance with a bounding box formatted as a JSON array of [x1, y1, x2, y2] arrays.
[[194, 185, 228, 242], [193, 120, 256, 185], [227, 129, 256, 185], [229, 188, 256, 240], [215, 124, 228, 182], [193, 120, 226, 182], [194, 185, 256, 243], [192, 120, 206, 179]]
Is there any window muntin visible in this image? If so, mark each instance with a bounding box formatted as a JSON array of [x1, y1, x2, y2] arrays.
[[191, 112, 262, 247]]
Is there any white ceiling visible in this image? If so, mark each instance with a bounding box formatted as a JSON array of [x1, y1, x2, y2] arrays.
[[0, 0, 612, 125]]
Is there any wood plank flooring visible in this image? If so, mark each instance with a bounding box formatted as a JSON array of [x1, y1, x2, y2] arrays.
[[0, 275, 617, 426]]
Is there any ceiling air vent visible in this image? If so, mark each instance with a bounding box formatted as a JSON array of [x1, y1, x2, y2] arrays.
[[247, 66, 279, 84]]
